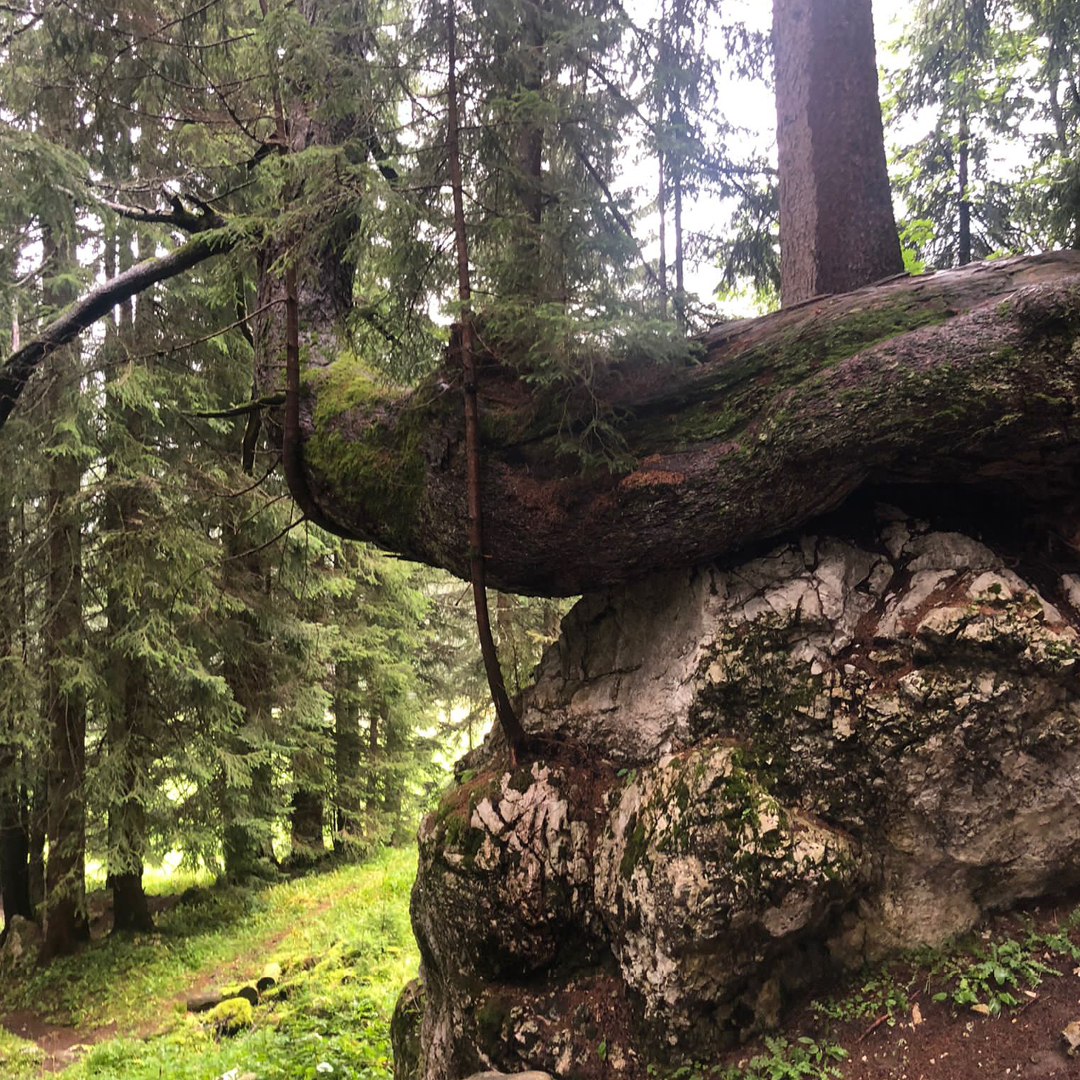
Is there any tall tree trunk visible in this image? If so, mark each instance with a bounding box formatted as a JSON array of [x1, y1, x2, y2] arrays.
[[40, 228, 90, 961], [957, 108, 972, 266], [367, 706, 379, 809], [380, 705, 407, 845], [219, 272, 279, 886], [656, 0, 668, 315], [673, 164, 685, 325], [27, 779, 45, 913], [0, 774, 31, 932], [333, 657, 362, 854], [0, 503, 32, 933], [447, 0, 526, 757], [21, 495, 44, 914], [510, 0, 546, 299], [773, 0, 904, 305], [289, 779, 325, 864], [220, 534, 277, 882], [658, 151, 668, 315], [104, 227, 153, 935]]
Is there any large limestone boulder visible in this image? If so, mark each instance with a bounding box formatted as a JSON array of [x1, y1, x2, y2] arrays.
[[398, 506, 1080, 1079]]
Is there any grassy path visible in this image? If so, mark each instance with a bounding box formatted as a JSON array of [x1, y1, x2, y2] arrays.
[[0, 847, 419, 1079]]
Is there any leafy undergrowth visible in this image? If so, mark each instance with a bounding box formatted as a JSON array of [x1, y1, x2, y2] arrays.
[[0, 847, 419, 1079]]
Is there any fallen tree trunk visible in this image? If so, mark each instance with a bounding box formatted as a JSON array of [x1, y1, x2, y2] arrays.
[[293, 251, 1080, 596]]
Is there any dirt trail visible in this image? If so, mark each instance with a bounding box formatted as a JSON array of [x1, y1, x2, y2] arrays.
[[0, 1011, 117, 1073], [0, 880, 357, 1075]]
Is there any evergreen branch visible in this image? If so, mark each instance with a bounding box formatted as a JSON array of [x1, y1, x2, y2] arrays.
[[184, 394, 285, 419], [0, 0, 59, 44], [227, 512, 305, 562], [111, 0, 226, 60], [125, 298, 279, 361], [224, 455, 281, 499], [362, 127, 400, 185], [569, 142, 663, 293], [0, 230, 234, 433]]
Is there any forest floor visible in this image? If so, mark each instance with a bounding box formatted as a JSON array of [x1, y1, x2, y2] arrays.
[[2, 849, 1079, 1080], [669, 889, 1080, 1080], [0, 846, 418, 1079]]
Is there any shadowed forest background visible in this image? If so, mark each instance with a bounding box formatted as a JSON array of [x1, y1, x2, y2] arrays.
[[1, 0, 1080, 1077]]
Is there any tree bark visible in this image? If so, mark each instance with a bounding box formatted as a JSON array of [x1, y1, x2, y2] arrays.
[[40, 231, 90, 961], [288, 251, 1080, 596], [0, 502, 32, 932], [332, 656, 362, 854], [773, 0, 904, 305]]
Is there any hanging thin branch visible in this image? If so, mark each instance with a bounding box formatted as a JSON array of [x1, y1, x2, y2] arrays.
[[446, 0, 527, 761]]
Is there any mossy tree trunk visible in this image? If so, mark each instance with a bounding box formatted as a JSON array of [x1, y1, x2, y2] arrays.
[[283, 252, 1080, 597]]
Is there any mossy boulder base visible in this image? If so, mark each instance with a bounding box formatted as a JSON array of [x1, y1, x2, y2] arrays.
[[396, 508, 1080, 1079]]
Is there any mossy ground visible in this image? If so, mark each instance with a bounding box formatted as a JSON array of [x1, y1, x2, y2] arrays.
[[0, 846, 418, 1079]]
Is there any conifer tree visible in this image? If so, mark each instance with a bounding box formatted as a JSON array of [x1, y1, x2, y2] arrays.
[[887, 0, 1023, 268]]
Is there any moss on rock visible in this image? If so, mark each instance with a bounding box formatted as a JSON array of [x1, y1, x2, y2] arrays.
[[206, 996, 254, 1036]]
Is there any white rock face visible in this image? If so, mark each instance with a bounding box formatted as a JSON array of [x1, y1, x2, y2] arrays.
[[397, 510, 1080, 1080]]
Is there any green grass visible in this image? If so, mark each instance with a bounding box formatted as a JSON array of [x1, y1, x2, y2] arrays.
[[0, 1027, 45, 1080], [0, 847, 419, 1080]]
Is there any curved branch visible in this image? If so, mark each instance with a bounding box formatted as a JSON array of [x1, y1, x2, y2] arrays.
[[93, 194, 223, 233], [0, 229, 233, 431]]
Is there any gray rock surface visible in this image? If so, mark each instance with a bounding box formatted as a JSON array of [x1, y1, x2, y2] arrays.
[[392, 978, 424, 1080], [397, 508, 1080, 1079], [0, 915, 41, 971]]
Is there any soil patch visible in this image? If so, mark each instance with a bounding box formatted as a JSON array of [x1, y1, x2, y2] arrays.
[[720, 892, 1080, 1080], [1, 1011, 117, 1074]]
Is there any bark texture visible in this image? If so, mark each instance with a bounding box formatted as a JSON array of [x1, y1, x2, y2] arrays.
[[773, 0, 904, 304], [40, 230, 90, 961], [0, 505, 32, 933], [287, 251, 1080, 597]]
